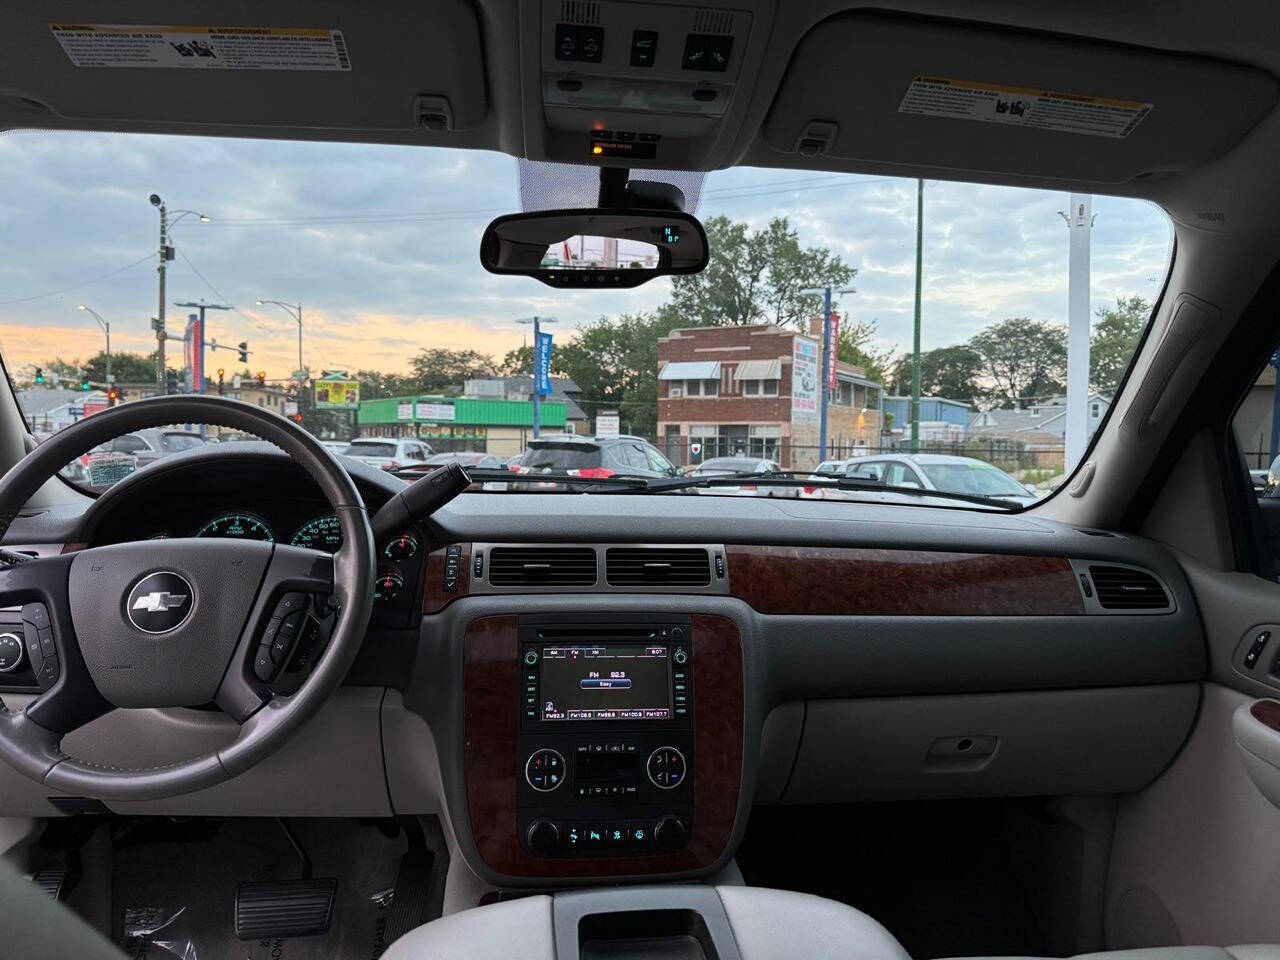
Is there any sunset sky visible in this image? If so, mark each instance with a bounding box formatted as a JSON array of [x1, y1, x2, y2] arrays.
[[0, 131, 1173, 382]]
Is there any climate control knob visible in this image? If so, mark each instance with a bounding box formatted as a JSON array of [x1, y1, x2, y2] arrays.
[[527, 819, 560, 854], [654, 816, 688, 852], [646, 746, 686, 789], [525, 748, 565, 792]]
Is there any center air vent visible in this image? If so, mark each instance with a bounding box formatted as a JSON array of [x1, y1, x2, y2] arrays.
[[606, 548, 711, 587], [560, 1, 600, 25], [1087, 565, 1170, 610], [489, 547, 597, 587]]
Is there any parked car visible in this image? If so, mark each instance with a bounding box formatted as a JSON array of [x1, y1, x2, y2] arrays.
[[339, 437, 433, 471], [834, 453, 1040, 505], [687, 456, 789, 497], [322, 439, 351, 454], [394, 451, 508, 479], [512, 434, 677, 482]]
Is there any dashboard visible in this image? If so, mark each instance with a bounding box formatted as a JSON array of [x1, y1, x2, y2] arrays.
[[0, 443, 1211, 889]]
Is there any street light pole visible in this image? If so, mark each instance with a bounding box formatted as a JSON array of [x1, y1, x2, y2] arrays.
[[76, 305, 110, 386], [803, 286, 856, 463], [516, 316, 558, 438], [149, 195, 209, 391], [911, 178, 924, 453], [256, 299, 305, 380]]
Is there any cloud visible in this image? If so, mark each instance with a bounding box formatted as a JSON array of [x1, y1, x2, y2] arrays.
[[0, 132, 1172, 380]]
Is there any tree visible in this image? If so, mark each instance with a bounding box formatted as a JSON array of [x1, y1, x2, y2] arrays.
[[1090, 295, 1149, 394], [79, 350, 158, 384], [499, 345, 533, 377], [355, 369, 417, 400], [835, 318, 894, 387], [968, 318, 1067, 408], [887, 345, 985, 402], [664, 216, 855, 328], [407, 348, 494, 394]]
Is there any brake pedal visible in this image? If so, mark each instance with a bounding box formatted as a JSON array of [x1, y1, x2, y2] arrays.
[[29, 868, 67, 899], [234, 878, 337, 940]]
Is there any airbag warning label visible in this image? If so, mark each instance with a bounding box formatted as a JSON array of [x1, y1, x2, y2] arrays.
[[50, 24, 351, 71], [899, 76, 1150, 139]]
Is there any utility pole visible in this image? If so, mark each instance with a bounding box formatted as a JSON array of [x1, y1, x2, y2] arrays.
[[1060, 194, 1094, 469], [150, 195, 209, 391], [911, 178, 924, 453], [153, 196, 169, 388], [516, 316, 558, 438]]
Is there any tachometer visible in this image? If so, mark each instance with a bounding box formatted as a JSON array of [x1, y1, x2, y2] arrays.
[[195, 512, 274, 541], [291, 514, 343, 552]]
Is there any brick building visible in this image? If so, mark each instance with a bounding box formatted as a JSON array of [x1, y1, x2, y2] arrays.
[[656, 325, 883, 470]]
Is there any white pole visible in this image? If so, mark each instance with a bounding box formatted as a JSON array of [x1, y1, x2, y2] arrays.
[[1064, 194, 1092, 469]]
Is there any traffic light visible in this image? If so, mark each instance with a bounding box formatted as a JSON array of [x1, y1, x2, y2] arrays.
[[164, 369, 179, 395], [80, 377, 91, 391], [106, 388, 119, 405], [33, 368, 43, 384], [217, 368, 225, 396], [292, 413, 303, 423], [238, 341, 249, 363], [256, 371, 266, 386]]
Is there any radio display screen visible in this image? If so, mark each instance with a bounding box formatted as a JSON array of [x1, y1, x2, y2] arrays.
[[539, 644, 671, 721]]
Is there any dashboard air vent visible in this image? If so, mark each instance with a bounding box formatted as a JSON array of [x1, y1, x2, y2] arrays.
[[606, 548, 711, 587], [489, 547, 597, 587], [693, 9, 734, 33], [1087, 565, 1169, 610]]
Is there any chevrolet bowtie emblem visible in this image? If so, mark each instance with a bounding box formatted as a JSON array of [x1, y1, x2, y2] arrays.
[[131, 591, 188, 613]]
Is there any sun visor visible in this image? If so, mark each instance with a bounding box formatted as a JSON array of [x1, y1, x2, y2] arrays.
[[761, 12, 1279, 183], [0, 1, 487, 133]]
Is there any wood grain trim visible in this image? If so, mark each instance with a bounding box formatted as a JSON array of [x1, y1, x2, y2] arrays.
[[1251, 699, 1280, 733], [462, 614, 744, 879], [421, 542, 470, 613], [726, 545, 1084, 616]]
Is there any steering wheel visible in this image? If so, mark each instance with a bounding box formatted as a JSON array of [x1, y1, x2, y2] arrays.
[[0, 395, 374, 800]]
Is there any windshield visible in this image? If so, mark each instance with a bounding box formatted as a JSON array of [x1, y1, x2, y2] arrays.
[[0, 131, 1172, 506], [917, 462, 1028, 498]]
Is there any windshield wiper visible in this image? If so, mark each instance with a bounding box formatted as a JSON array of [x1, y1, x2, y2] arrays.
[[628, 470, 1022, 509], [463, 468, 656, 489]]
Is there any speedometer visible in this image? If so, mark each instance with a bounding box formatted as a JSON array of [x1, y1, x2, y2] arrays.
[[195, 512, 274, 541], [291, 514, 342, 552]]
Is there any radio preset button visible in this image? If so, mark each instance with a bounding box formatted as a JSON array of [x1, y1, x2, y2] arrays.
[[525, 748, 565, 792], [647, 746, 686, 789]]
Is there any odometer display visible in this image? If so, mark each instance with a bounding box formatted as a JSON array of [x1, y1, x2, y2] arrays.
[[291, 515, 342, 552], [195, 513, 274, 541]]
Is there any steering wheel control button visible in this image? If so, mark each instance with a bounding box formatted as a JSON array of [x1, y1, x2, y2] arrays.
[[274, 592, 307, 617], [125, 571, 194, 634], [525, 748, 564, 792], [0, 632, 23, 672], [21, 602, 50, 630], [647, 746, 686, 789], [253, 648, 275, 683], [36, 655, 59, 690]]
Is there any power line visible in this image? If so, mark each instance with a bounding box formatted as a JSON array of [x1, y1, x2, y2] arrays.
[[0, 252, 153, 306], [173, 247, 276, 335]]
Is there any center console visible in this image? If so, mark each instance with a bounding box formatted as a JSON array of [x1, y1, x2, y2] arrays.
[[516, 618, 694, 857], [462, 612, 743, 880]]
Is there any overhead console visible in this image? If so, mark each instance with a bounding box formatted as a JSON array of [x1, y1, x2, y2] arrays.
[[528, 0, 769, 169], [760, 11, 1279, 183]]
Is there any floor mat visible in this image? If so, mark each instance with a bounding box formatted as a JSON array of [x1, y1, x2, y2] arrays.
[[736, 801, 1050, 959], [110, 818, 407, 960]]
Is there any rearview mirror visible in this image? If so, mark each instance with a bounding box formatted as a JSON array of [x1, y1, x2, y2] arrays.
[[480, 208, 708, 288]]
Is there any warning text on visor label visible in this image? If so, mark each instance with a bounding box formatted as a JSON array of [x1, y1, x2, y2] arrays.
[[50, 24, 352, 71], [899, 76, 1151, 139]]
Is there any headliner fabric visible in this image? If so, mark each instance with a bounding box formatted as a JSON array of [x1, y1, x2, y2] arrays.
[[734, 359, 782, 380], [660, 361, 721, 380]]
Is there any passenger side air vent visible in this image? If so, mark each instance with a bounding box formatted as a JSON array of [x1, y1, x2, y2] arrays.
[[606, 548, 711, 587], [1087, 565, 1169, 610], [489, 547, 597, 587]]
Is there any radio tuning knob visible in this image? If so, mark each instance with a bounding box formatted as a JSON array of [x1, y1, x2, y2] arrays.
[[654, 816, 687, 852], [527, 819, 559, 854]]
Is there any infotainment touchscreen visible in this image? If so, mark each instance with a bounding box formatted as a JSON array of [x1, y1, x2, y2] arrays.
[[539, 644, 672, 721]]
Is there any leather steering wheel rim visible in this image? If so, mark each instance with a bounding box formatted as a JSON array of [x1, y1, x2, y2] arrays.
[[0, 394, 375, 800]]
